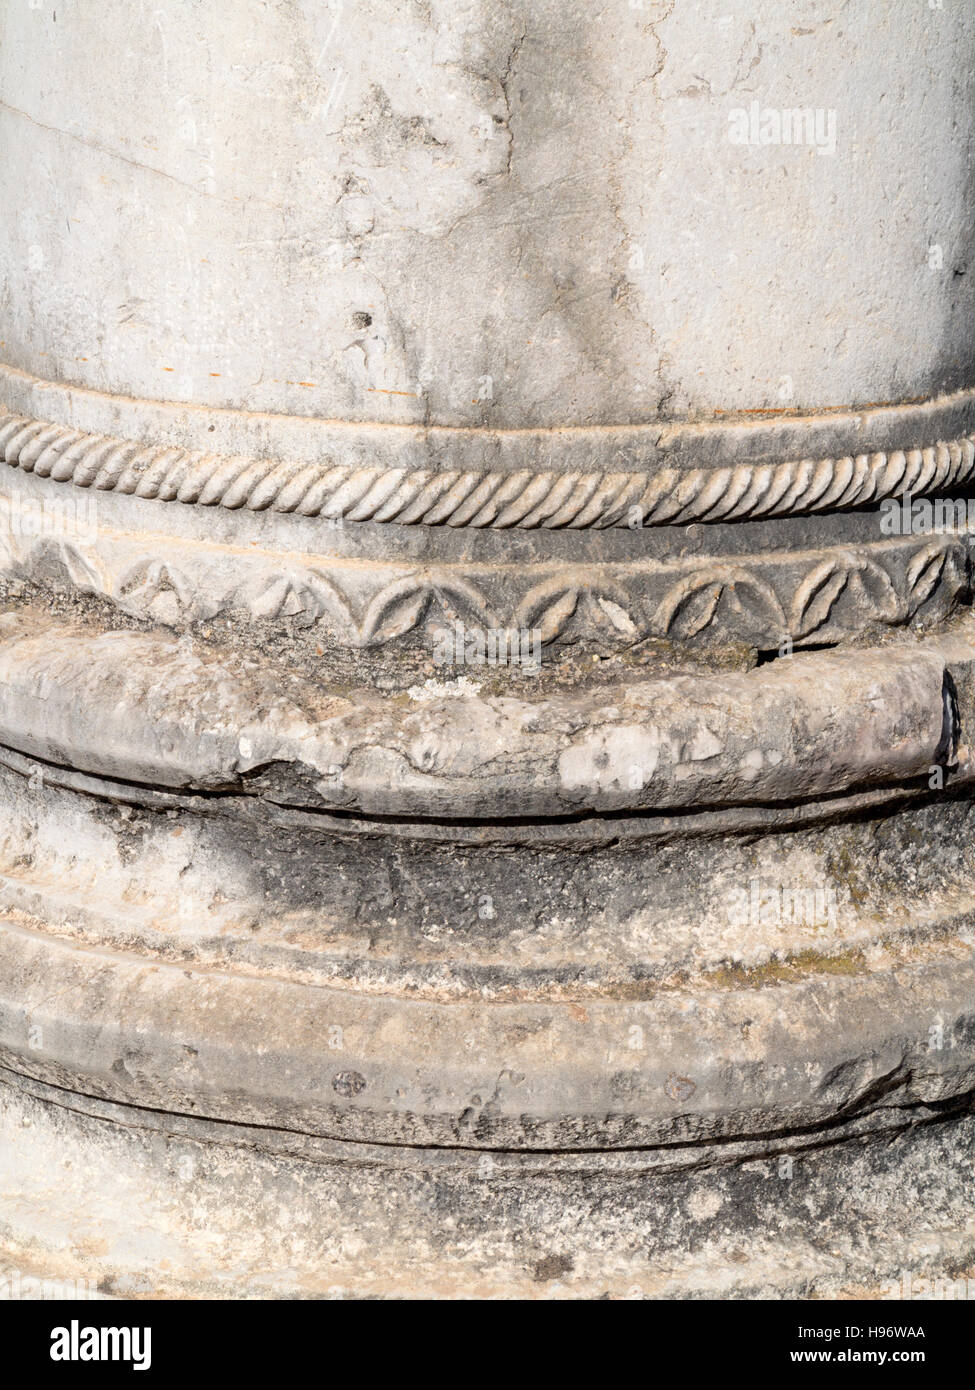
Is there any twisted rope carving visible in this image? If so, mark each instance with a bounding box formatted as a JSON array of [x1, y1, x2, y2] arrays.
[[2, 411, 974, 530]]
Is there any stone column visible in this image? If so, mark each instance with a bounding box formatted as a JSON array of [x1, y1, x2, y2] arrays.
[[0, 1, 974, 1297]]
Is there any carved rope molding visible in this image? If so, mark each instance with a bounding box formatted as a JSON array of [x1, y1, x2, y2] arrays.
[[2, 410, 975, 530]]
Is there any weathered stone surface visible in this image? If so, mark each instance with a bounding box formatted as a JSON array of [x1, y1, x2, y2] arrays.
[[1, 0, 974, 1300], [0, 610, 955, 815], [2, 3, 974, 422]]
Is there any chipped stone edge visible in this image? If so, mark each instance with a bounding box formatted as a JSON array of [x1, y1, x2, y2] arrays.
[[0, 611, 959, 821]]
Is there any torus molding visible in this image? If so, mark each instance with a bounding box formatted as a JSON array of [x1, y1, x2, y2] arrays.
[[2, 364, 975, 531]]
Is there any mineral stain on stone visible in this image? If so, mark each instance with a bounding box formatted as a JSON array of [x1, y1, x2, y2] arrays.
[[332, 1071, 367, 1098], [532, 1254, 574, 1283]]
